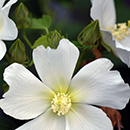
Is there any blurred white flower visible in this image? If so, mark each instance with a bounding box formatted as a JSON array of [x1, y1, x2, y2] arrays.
[[0, 0, 18, 60], [90, 0, 130, 67], [0, 39, 130, 130]]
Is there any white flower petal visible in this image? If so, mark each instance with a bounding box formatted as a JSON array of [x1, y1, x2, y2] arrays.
[[66, 104, 113, 130], [90, 0, 116, 28], [120, 34, 130, 48], [68, 58, 130, 109], [1, 0, 17, 16], [0, 40, 6, 60], [0, 11, 5, 33], [112, 48, 130, 67], [0, 13, 18, 40], [101, 30, 130, 67], [0, 63, 55, 120], [101, 29, 130, 51], [0, 0, 5, 8], [33, 38, 79, 93], [16, 109, 65, 130]]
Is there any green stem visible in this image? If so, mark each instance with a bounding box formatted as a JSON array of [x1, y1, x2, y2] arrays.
[[45, 28, 49, 34], [22, 29, 32, 48]]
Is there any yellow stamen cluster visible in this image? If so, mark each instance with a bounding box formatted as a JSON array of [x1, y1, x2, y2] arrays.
[[51, 93, 71, 116], [105, 21, 130, 41]]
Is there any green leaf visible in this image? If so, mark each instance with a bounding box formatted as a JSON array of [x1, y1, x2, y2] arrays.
[[31, 15, 51, 30], [32, 35, 49, 49], [32, 30, 64, 49], [72, 41, 83, 49]]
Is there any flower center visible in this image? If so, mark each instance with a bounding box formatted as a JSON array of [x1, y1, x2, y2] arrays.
[[105, 21, 130, 41], [51, 93, 71, 116]]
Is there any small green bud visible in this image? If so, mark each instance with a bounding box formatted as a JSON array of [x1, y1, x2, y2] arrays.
[[9, 39, 27, 63], [15, 3, 29, 28], [77, 20, 101, 49], [48, 30, 63, 49], [32, 30, 64, 49]]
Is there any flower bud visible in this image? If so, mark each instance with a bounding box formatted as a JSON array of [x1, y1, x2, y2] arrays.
[[77, 20, 101, 49], [9, 39, 27, 63], [32, 30, 64, 49], [48, 30, 64, 49], [15, 3, 29, 28]]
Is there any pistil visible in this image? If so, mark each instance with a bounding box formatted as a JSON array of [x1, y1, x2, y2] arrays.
[[51, 93, 71, 116], [105, 21, 130, 41]]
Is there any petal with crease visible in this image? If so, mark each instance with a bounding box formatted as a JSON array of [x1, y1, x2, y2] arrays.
[[90, 0, 116, 28], [2, 0, 17, 16], [68, 58, 130, 109], [66, 104, 113, 130], [0, 63, 55, 120], [16, 109, 65, 130], [0, 0, 5, 8], [119, 34, 130, 49], [33, 39, 79, 93], [112, 48, 130, 67], [0, 11, 5, 34], [101, 30, 130, 67], [0, 13, 18, 40]]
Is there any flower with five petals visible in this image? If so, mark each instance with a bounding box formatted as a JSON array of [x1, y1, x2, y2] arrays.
[[0, 39, 130, 130]]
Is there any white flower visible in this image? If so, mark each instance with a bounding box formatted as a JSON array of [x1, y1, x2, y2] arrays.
[[0, 0, 18, 60], [0, 38, 130, 130], [90, 0, 130, 67]]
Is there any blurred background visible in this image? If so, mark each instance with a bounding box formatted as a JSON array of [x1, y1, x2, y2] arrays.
[[0, 0, 130, 129]]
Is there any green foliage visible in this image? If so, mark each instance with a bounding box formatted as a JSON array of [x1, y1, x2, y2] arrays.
[[31, 15, 51, 30], [32, 30, 64, 49], [32, 35, 48, 49], [72, 41, 83, 49]]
